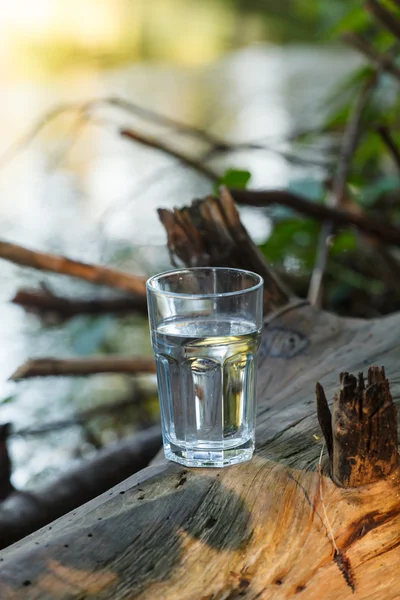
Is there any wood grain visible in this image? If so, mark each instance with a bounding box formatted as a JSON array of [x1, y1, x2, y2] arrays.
[[1, 304, 400, 599]]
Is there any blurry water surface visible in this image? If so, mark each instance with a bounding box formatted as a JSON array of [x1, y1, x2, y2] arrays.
[[0, 44, 361, 486]]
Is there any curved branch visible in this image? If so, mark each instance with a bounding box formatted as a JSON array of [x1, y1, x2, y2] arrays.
[[366, 0, 400, 41], [376, 124, 400, 171], [308, 73, 377, 306], [120, 128, 219, 181], [343, 32, 400, 82], [231, 189, 400, 247]]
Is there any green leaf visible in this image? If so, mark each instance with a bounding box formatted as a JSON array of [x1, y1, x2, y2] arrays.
[[328, 5, 371, 38], [259, 218, 319, 270], [330, 231, 358, 255], [216, 169, 251, 193]]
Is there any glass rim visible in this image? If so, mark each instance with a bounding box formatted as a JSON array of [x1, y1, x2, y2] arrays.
[[146, 267, 263, 300]]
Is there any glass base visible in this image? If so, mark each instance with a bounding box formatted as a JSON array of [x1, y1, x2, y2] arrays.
[[163, 438, 254, 468]]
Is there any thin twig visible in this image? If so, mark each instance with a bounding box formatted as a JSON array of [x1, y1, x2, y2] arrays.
[[318, 444, 356, 592], [120, 127, 219, 182], [12, 287, 147, 321], [343, 32, 400, 82], [0, 104, 81, 170], [106, 96, 223, 145], [376, 124, 400, 171], [318, 444, 338, 553], [9, 356, 156, 381], [0, 240, 147, 296], [0, 96, 332, 177], [307, 74, 377, 306], [231, 189, 400, 247], [366, 0, 400, 41]]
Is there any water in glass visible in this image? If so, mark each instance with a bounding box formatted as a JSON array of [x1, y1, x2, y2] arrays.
[[152, 315, 261, 467]]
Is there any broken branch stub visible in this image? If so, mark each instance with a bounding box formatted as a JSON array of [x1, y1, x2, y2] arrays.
[[317, 366, 398, 487], [158, 189, 291, 315]]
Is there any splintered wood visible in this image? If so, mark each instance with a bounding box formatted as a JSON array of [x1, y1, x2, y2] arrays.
[[158, 188, 291, 314], [317, 366, 398, 487]]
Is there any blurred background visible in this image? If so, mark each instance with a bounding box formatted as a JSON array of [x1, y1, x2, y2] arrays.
[[1, 0, 399, 488]]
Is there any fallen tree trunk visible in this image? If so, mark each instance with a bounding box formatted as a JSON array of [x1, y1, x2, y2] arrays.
[[0, 195, 399, 600]]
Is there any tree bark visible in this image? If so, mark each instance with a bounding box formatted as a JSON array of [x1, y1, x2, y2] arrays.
[[0, 196, 399, 600]]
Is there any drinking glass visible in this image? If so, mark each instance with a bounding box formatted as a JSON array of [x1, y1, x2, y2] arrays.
[[146, 267, 263, 467]]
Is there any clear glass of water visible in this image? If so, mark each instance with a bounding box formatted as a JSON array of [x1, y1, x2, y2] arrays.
[[146, 267, 263, 468]]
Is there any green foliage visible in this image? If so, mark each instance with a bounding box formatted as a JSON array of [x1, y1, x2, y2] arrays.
[[330, 231, 358, 255], [327, 4, 372, 38], [259, 219, 319, 270], [216, 169, 251, 194], [253, 0, 400, 315]]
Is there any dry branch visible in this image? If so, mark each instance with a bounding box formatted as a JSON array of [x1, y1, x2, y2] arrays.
[[9, 356, 156, 381], [0, 94, 330, 176], [376, 124, 400, 171], [120, 128, 219, 181], [0, 240, 147, 296], [231, 188, 400, 247], [12, 288, 147, 321], [307, 74, 377, 306], [0, 425, 161, 550], [366, 0, 400, 41], [343, 32, 400, 81]]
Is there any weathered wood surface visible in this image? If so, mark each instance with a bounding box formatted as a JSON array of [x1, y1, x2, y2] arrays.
[[0, 301, 399, 599]]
